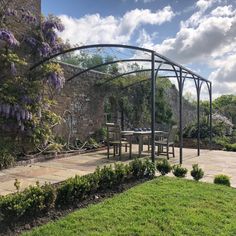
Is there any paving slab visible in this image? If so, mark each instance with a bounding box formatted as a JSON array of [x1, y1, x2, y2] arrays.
[[1, 146, 236, 195]]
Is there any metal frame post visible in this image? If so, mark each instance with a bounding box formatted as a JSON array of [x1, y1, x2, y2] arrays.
[[151, 51, 156, 162], [209, 82, 212, 150], [197, 79, 200, 156], [178, 68, 183, 165]]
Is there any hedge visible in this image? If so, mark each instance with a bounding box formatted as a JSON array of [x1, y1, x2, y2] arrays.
[[0, 158, 155, 223]]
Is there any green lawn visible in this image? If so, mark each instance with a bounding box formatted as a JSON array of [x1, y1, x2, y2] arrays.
[[23, 177, 236, 236]]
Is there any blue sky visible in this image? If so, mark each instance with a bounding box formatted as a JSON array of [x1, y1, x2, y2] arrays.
[[42, 0, 236, 98]]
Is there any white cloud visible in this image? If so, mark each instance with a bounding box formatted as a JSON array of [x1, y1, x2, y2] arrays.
[[196, 0, 215, 11], [58, 6, 174, 45], [209, 54, 236, 83], [140, 0, 236, 97]]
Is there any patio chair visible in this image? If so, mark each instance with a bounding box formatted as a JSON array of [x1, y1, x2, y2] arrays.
[[106, 123, 132, 160], [155, 125, 178, 159]]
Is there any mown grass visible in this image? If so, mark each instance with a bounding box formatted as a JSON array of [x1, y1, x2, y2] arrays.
[[23, 177, 236, 236]]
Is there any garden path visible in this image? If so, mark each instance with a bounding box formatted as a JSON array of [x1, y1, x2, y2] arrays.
[[0, 146, 236, 195]]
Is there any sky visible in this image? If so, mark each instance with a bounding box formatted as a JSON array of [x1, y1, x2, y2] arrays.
[[42, 0, 236, 99]]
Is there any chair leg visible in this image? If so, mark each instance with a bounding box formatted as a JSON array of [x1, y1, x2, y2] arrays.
[[172, 145, 175, 157], [107, 144, 110, 159], [113, 145, 116, 157]]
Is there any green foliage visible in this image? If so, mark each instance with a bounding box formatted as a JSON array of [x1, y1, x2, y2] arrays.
[[46, 143, 64, 152], [143, 159, 156, 178], [213, 136, 230, 147], [14, 178, 21, 192], [209, 94, 236, 124], [129, 158, 146, 179], [0, 149, 15, 170], [214, 174, 231, 187], [86, 138, 100, 149], [0, 4, 66, 157], [190, 164, 204, 181], [61, 52, 119, 74], [224, 143, 236, 152], [156, 159, 172, 176], [92, 127, 107, 143], [183, 117, 225, 139], [55, 174, 98, 207], [172, 165, 188, 178], [113, 163, 128, 185], [0, 183, 55, 222], [96, 165, 116, 189], [107, 77, 173, 128], [0, 159, 155, 222]]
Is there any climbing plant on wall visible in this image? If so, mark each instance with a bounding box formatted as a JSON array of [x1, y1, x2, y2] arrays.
[[0, 1, 66, 156]]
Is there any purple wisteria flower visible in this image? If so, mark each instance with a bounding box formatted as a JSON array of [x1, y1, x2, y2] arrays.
[[38, 42, 51, 57], [47, 71, 65, 90], [42, 19, 64, 33], [25, 37, 38, 48], [0, 103, 33, 132], [5, 8, 17, 17], [0, 29, 19, 47]]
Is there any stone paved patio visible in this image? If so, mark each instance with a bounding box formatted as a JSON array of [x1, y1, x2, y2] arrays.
[[0, 145, 236, 195]]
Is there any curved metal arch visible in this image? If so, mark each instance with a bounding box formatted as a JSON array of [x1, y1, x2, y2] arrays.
[[30, 43, 210, 84], [67, 58, 171, 82], [153, 52, 208, 83], [30, 44, 155, 71], [96, 68, 186, 86], [97, 69, 153, 86]]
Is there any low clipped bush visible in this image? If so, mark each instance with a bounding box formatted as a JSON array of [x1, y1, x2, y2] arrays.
[[129, 158, 146, 179], [113, 163, 129, 185], [143, 159, 156, 178], [224, 143, 236, 152], [0, 183, 55, 222], [172, 165, 188, 178], [156, 159, 172, 176], [214, 174, 231, 187], [190, 164, 204, 181], [0, 150, 15, 170], [55, 174, 98, 207], [0, 158, 156, 223]]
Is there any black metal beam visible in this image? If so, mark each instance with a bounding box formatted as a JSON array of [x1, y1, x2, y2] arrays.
[[151, 52, 156, 162], [66, 58, 167, 81], [30, 43, 210, 84], [178, 68, 184, 165]]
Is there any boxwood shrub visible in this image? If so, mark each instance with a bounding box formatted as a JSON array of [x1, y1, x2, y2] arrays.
[[190, 164, 204, 181], [156, 159, 172, 176], [172, 165, 188, 178], [0, 158, 156, 223], [214, 174, 231, 187], [0, 183, 55, 222]]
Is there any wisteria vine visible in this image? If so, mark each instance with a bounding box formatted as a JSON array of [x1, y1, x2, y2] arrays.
[[0, 1, 66, 150]]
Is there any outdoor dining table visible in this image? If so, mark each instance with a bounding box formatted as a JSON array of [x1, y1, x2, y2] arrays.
[[121, 130, 163, 157]]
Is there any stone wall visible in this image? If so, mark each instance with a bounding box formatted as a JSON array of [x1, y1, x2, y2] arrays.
[[165, 85, 198, 127], [53, 62, 107, 142], [7, 0, 41, 37]]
